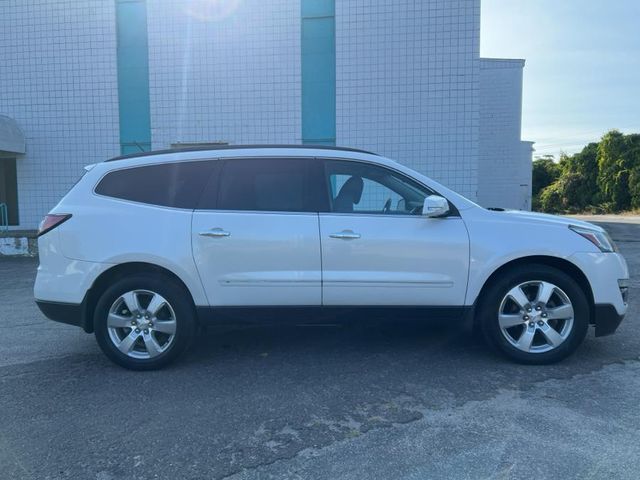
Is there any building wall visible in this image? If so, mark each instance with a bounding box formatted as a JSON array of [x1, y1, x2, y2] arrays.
[[146, 0, 302, 148], [478, 58, 532, 210], [1, 0, 530, 229], [336, 0, 481, 200], [0, 0, 120, 228]]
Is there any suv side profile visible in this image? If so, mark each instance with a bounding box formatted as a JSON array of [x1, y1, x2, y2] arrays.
[[34, 146, 629, 370]]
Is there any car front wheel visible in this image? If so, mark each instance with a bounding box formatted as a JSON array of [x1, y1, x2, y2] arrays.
[[478, 264, 589, 364], [94, 273, 196, 370]]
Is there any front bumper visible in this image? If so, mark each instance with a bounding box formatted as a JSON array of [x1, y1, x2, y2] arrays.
[[593, 303, 626, 337], [36, 299, 91, 332], [569, 252, 629, 316]]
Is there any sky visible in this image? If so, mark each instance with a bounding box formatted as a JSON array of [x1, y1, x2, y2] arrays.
[[481, 0, 640, 158]]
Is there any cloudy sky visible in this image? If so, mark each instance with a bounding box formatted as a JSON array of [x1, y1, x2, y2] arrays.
[[481, 0, 640, 157]]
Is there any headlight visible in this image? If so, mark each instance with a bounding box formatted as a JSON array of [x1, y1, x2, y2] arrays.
[[569, 225, 617, 253]]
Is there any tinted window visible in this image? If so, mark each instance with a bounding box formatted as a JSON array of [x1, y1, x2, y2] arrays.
[[325, 160, 434, 215], [216, 158, 326, 212], [95, 160, 215, 209]]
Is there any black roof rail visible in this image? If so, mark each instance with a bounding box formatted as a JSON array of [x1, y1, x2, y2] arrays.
[[106, 144, 379, 162]]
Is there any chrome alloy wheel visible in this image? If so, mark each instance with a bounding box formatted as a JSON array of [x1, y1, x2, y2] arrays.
[[107, 290, 177, 359], [498, 281, 575, 354]]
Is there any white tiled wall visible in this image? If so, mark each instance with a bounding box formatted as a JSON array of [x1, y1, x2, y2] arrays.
[[335, 0, 481, 200], [0, 0, 120, 228], [146, 0, 301, 149], [478, 58, 532, 210], [2, 0, 530, 229]]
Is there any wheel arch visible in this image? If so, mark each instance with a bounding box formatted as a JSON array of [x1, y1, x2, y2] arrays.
[[472, 255, 595, 324], [82, 262, 196, 333]]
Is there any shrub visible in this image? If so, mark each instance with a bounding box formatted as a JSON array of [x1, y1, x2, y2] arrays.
[[538, 181, 564, 213], [630, 166, 640, 210]]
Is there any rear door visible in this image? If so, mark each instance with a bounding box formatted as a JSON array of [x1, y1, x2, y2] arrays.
[[192, 157, 327, 306]]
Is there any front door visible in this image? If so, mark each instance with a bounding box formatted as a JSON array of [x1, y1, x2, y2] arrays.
[[319, 159, 469, 306], [192, 157, 327, 306]]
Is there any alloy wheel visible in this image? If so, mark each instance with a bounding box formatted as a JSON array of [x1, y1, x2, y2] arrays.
[[106, 289, 177, 359], [498, 280, 574, 353]]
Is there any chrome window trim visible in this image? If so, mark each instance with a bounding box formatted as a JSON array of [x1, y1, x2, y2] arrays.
[[194, 209, 321, 216], [92, 154, 462, 217], [91, 157, 219, 208]]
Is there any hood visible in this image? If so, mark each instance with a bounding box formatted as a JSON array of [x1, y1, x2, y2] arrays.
[[489, 209, 605, 232]]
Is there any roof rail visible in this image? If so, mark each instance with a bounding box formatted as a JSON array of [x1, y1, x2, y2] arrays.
[[106, 144, 379, 162]]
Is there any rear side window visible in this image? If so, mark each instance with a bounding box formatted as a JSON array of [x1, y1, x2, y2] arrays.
[[212, 158, 327, 212], [95, 161, 216, 209]]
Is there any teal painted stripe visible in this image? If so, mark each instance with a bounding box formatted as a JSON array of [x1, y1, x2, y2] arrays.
[[302, 0, 334, 18], [301, 0, 336, 146], [115, 0, 151, 154]]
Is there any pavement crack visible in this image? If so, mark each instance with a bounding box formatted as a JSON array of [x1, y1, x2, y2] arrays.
[[217, 399, 426, 480], [217, 355, 640, 479], [0, 322, 45, 329]]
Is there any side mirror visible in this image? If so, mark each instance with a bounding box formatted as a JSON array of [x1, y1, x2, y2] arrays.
[[423, 195, 450, 218]]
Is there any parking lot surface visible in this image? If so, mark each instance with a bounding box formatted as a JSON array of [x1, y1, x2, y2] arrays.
[[1, 220, 639, 480]]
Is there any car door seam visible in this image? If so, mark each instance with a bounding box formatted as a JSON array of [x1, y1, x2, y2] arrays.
[[317, 212, 324, 306]]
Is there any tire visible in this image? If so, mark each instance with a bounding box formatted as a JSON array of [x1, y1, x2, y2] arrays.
[[94, 273, 196, 370], [477, 264, 589, 364]]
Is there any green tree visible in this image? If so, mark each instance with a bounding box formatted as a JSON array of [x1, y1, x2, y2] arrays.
[[538, 180, 564, 213], [532, 156, 561, 197], [533, 130, 640, 214], [597, 130, 631, 211], [630, 165, 640, 209], [555, 143, 599, 210]]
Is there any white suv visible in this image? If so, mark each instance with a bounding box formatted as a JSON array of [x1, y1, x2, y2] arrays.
[[34, 146, 629, 369]]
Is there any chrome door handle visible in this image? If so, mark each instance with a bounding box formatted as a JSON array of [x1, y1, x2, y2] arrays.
[[199, 228, 230, 238], [329, 230, 361, 240]]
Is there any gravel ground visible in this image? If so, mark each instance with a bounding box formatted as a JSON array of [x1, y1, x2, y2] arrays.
[[0, 220, 638, 480]]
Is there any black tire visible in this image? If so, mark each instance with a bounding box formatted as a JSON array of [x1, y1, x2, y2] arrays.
[[477, 264, 589, 364], [94, 273, 197, 370]]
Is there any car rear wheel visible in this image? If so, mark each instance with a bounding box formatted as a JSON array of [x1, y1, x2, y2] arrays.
[[478, 264, 589, 364], [94, 273, 196, 370]]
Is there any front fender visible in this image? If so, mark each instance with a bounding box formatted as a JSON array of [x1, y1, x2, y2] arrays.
[[462, 211, 598, 305]]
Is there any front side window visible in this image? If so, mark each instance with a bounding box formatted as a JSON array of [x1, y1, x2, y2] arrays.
[[95, 160, 216, 209], [216, 158, 326, 212], [325, 160, 433, 215]]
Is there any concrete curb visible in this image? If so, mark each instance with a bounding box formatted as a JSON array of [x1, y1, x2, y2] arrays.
[[0, 230, 38, 256]]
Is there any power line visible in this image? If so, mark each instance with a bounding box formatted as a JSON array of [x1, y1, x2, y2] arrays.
[[528, 125, 640, 150]]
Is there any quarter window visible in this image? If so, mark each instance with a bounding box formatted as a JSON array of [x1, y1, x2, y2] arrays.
[[325, 160, 434, 215], [95, 160, 216, 209], [215, 158, 326, 212]]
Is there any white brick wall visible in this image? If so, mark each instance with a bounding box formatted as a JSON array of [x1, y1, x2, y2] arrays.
[[146, 0, 301, 148], [478, 58, 532, 210], [0, 0, 120, 228], [335, 0, 481, 200]]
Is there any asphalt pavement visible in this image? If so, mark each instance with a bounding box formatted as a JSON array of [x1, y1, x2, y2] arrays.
[[0, 219, 639, 480]]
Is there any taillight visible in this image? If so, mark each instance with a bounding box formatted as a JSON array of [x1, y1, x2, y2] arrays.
[[38, 214, 72, 237]]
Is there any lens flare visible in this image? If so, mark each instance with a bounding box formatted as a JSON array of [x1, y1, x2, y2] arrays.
[[185, 0, 242, 22]]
